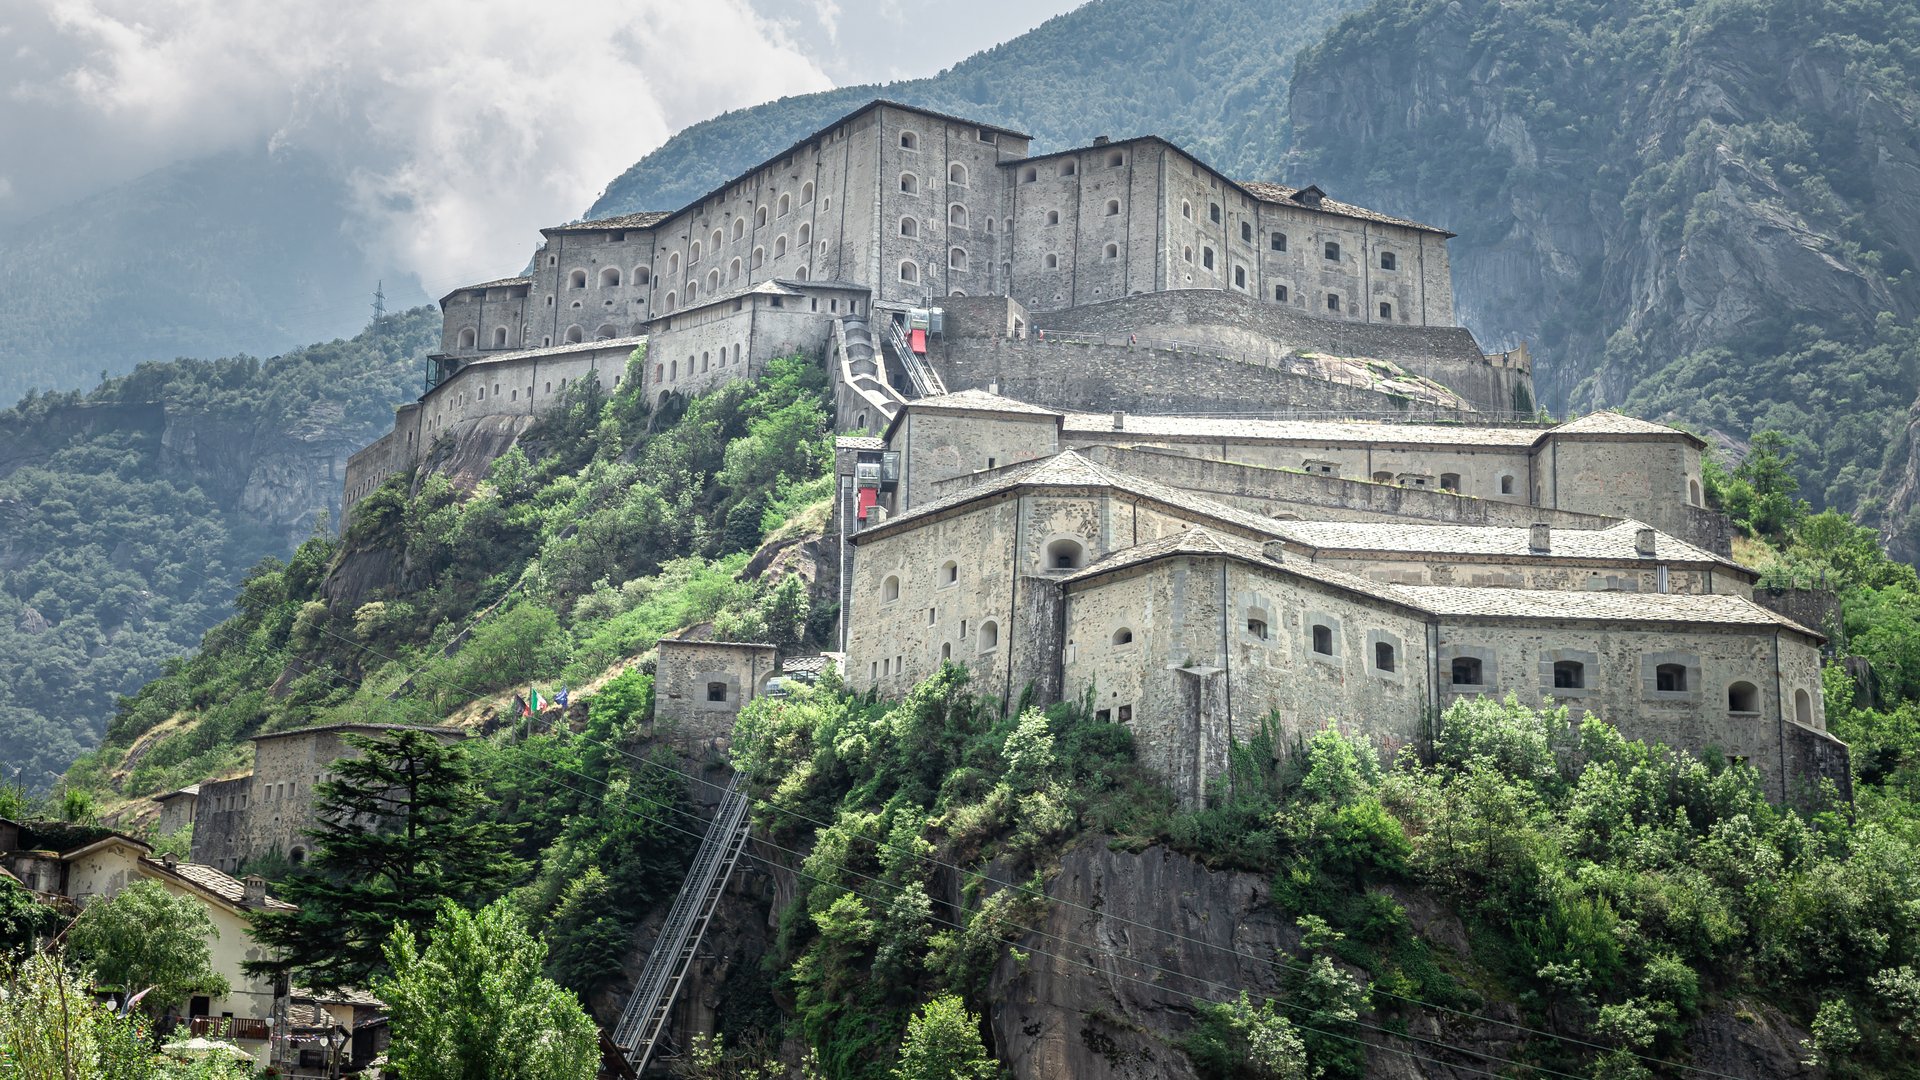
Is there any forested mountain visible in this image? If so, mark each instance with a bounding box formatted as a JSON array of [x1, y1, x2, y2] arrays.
[[0, 309, 436, 789], [0, 148, 427, 405], [1285, 0, 1920, 545], [586, 0, 1366, 218]]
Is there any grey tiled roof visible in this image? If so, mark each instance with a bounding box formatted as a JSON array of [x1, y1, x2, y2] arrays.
[[1061, 412, 1549, 448], [1542, 411, 1705, 446], [1404, 585, 1820, 637], [252, 723, 467, 744], [908, 389, 1064, 417], [855, 450, 1284, 542], [1060, 526, 1412, 607], [430, 337, 645, 376], [1273, 519, 1736, 568], [148, 859, 297, 911], [547, 211, 671, 233], [835, 435, 885, 450], [1240, 181, 1452, 236]]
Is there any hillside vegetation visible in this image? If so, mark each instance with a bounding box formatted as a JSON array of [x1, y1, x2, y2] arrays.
[[0, 308, 437, 789], [39, 357, 1920, 1078]]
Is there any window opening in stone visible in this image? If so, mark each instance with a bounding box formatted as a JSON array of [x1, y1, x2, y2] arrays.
[[979, 621, 999, 650], [1440, 472, 1461, 492], [707, 681, 728, 702], [1271, 232, 1287, 252], [1106, 199, 1120, 216], [1241, 222, 1253, 242], [900, 172, 918, 194], [1275, 284, 1289, 302], [1729, 681, 1758, 712], [1375, 641, 1396, 672], [1327, 293, 1340, 312], [1380, 251, 1396, 270], [1202, 247, 1215, 269], [1553, 660, 1585, 689], [1379, 302, 1393, 319], [1209, 202, 1221, 223], [882, 575, 900, 602], [1046, 538, 1085, 569], [1451, 657, 1483, 685], [950, 163, 967, 185], [1112, 628, 1133, 645], [1311, 623, 1333, 654], [1796, 688, 1813, 724], [1501, 475, 1516, 495], [1046, 210, 1060, 226], [1656, 663, 1687, 692]]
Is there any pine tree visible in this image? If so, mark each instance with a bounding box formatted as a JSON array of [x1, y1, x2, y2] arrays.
[[248, 729, 521, 991]]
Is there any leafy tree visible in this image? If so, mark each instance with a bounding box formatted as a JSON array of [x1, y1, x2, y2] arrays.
[[375, 899, 597, 1080], [66, 880, 228, 1014], [0, 877, 59, 953], [249, 729, 521, 990], [890, 995, 998, 1080]]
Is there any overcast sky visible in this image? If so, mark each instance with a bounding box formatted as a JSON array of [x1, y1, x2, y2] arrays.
[[0, 0, 1082, 293]]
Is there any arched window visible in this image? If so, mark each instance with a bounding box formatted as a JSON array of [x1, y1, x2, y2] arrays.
[[1271, 231, 1287, 251], [668, 253, 680, 276], [1327, 293, 1341, 312], [1044, 253, 1059, 269], [1104, 243, 1119, 259], [732, 217, 745, 240], [1202, 247, 1215, 269], [689, 241, 702, 263], [796, 265, 810, 280], [1324, 241, 1340, 261], [547, 254, 557, 267], [900, 216, 919, 238], [1690, 479, 1702, 506], [882, 575, 900, 602], [949, 162, 968, 186], [1046, 210, 1060, 226], [665, 291, 676, 312], [1553, 660, 1585, 689], [564, 325, 584, 343], [1657, 663, 1687, 691], [774, 235, 788, 257], [700, 351, 709, 372], [635, 266, 651, 285], [1182, 246, 1193, 263], [289, 847, 306, 865], [1729, 681, 1758, 712], [1233, 266, 1246, 288], [457, 327, 476, 349], [1379, 302, 1393, 319], [1241, 221, 1253, 242], [752, 246, 765, 268], [979, 620, 1000, 651], [801, 181, 814, 204], [1440, 472, 1461, 492], [1375, 641, 1396, 672], [729, 257, 742, 282], [1209, 202, 1221, 223], [984, 218, 994, 233], [1500, 475, 1516, 495], [599, 267, 621, 288], [900, 130, 919, 150], [1112, 628, 1134, 646], [1274, 284, 1289, 302], [778, 193, 791, 216], [1045, 538, 1084, 569], [1181, 200, 1192, 220], [941, 561, 959, 586], [756, 206, 768, 228], [1380, 251, 1397, 270], [707, 268, 719, 292], [712, 229, 723, 250], [899, 261, 920, 283], [1105, 199, 1120, 216], [797, 223, 811, 248], [1310, 623, 1333, 654], [568, 269, 588, 289], [1451, 657, 1483, 686], [949, 247, 968, 271], [900, 172, 919, 195], [686, 281, 698, 301], [949, 204, 968, 227], [492, 326, 509, 347], [596, 324, 617, 340], [1796, 688, 1813, 725]]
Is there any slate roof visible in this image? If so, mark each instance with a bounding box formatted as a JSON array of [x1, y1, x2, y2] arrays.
[[1240, 181, 1453, 236], [429, 336, 645, 376], [1540, 411, 1706, 446], [546, 211, 672, 233], [144, 858, 297, 911], [252, 723, 466, 744], [855, 450, 1284, 542], [1403, 586, 1821, 637], [1059, 526, 1413, 608], [835, 435, 885, 451], [1062, 412, 1548, 448], [781, 655, 837, 677], [154, 784, 201, 802], [1272, 519, 1738, 569]]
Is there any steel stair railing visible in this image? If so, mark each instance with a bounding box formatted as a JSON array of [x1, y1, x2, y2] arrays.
[[609, 774, 753, 1073]]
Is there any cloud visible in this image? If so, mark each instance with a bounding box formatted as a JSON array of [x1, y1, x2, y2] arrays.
[[4, 0, 831, 291]]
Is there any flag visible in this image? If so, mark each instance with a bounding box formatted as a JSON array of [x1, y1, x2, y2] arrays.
[[513, 693, 529, 718], [554, 686, 569, 709], [529, 687, 543, 714]]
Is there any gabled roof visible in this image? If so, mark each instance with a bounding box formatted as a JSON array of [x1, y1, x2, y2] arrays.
[[1056, 526, 1420, 610], [1537, 411, 1704, 447], [438, 276, 533, 304], [56, 832, 151, 863], [544, 211, 672, 234], [854, 450, 1283, 543], [1272, 519, 1740, 571], [252, 723, 467, 745], [1239, 181, 1453, 236], [143, 857, 296, 912], [1403, 585, 1821, 639]]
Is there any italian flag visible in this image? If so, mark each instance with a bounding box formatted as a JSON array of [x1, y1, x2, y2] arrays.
[[525, 687, 541, 716]]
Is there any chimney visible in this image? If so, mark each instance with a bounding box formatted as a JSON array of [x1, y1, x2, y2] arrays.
[[867, 506, 888, 527], [988, 382, 999, 395], [1112, 410, 1126, 431], [1529, 523, 1551, 552], [243, 874, 267, 906], [1262, 540, 1287, 564], [162, 851, 178, 868], [1634, 528, 1656, 557], [1092, 135, 1111, 145]]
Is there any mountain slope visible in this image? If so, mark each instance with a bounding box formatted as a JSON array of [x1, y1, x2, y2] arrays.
[[586, 0, 1370, 219], [0, 148, 427, 406], [1287, 0, 1920, 525]]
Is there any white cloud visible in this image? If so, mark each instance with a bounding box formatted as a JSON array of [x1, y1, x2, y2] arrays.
[[4, 0, 831, 291]]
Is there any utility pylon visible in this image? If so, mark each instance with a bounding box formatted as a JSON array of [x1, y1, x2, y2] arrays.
[[371, 280, 387, 322]]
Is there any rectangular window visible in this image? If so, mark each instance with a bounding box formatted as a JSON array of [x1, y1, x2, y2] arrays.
[[1271, 232, 1287, 252], [1274, 285, 1289, 302]]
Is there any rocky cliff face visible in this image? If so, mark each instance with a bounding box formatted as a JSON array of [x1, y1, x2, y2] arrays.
[[1288, 0, 1920, 522]]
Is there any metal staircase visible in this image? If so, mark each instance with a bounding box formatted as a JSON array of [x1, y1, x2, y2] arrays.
[[610, 774, 753, 1074], [884, 318, 947, 397]]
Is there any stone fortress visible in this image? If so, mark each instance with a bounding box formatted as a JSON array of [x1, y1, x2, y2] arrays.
[[340, 98, 1845, 806]]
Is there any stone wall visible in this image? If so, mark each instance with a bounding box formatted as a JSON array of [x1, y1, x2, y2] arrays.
[[894, 406, 1058, 508], [1538, 432, 1705, 541], [655, 640, 780, 749], [189, 777, 250, 873]]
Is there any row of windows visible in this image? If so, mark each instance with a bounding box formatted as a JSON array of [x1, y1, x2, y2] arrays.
[[1015, 150, 1126, 183]]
